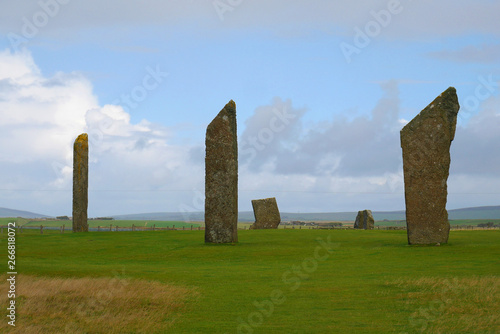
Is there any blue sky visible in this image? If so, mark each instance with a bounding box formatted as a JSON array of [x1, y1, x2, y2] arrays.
[[0, 1, 499, 217]]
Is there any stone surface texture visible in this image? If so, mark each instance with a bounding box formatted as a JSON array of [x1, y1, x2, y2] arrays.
[[354, 210, 374, 230], [400, 87, 459, 245], [205, 100, 238, 243], [73, 133, 89, 232], [250, 197, 281, 229]]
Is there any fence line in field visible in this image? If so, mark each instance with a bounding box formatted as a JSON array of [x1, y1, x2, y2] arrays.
[[0, 224, 205, 234], [0, 224, 498, 234]]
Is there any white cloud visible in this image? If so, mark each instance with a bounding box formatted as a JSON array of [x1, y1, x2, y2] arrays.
[[0, 49, 96, 164], [0, 49, 39, 81], [240, 81, 402, 177], [239, 97, 306, 171], [0, 49, 203, 216]]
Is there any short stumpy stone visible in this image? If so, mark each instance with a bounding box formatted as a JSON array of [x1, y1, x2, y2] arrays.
[[354, 210, 374, 230], [250, 197, 281, 229], [401, 87, 459, 245], [73, 133, 89, 232], [205, 100, 238, 243]]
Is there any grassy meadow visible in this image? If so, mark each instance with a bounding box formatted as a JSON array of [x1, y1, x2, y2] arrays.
[[449, 219, 500, 227], [0, 224, 498, 333]]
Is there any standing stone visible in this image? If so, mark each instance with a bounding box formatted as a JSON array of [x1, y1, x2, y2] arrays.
[[250, 197, 281, 229], [73, 133, 89, 232], [354, 210, 374, 230], [205, 100, 238, 243], [401, 87, 459, 245]]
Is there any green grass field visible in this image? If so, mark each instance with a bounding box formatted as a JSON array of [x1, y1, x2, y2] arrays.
[[0, 225, 498, 333], [449, 219, 500, 227]]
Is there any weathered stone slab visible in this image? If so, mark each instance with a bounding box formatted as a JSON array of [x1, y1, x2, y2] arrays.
[[354, 210, 374, 230], [400, 87, 459, 245], [205, 100, 238, 243], [73, 133, 89, 232], [250, 197, 281, 229]]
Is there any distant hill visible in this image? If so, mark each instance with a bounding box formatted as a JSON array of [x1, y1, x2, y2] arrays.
[[0, 207, 50, 219], [3, 205, 497, 221], [111, 205, 500, 222], [448, 205, 500, 220]]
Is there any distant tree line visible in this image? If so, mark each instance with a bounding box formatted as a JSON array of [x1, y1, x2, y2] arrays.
[[477, 222, 499, 228]]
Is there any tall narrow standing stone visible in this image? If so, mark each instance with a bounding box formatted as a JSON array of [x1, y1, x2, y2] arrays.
[[401, 87, 459, 245], [354, 210, 374, 230], [250, 197, 281, 229], [205, 100, 238, 243], [73, 133, 89, 232]]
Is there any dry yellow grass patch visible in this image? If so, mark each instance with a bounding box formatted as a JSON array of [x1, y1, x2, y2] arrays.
[[391, 276, 499, 333], [0, 275, 198, 334]]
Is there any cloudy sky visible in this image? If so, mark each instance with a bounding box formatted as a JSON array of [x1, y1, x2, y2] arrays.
[[0, 0, 499, 217]]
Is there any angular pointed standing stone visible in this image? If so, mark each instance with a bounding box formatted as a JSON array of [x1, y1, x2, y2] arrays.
[[250, 197, 281, 229], [400, 87, 459, 245], [354, 210, 374, 230], [73, 133, 89, 232], [205, 100, 238, 243]]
